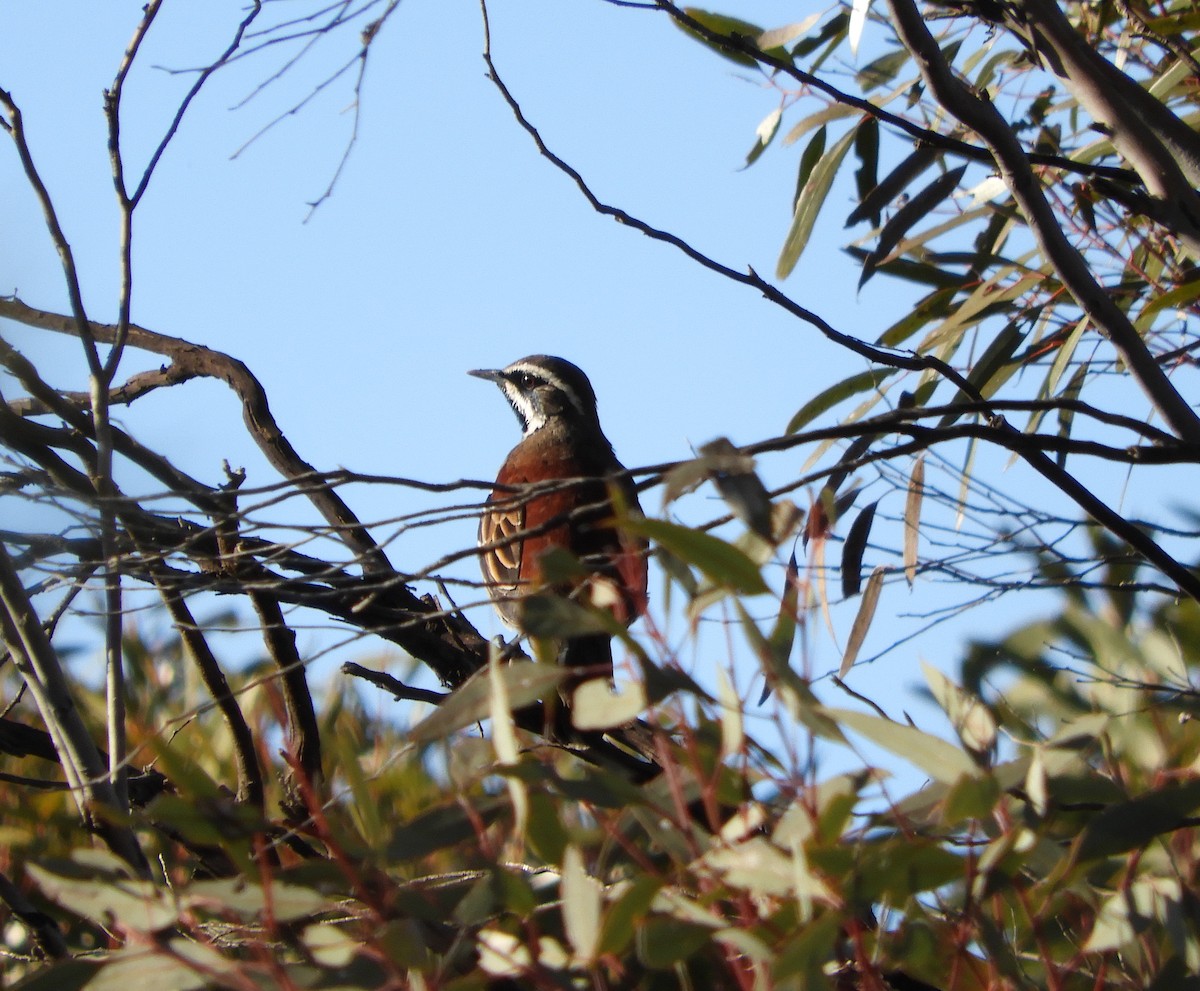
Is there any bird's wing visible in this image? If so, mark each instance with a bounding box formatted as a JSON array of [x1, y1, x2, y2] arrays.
[[479, 493, 525, 594]]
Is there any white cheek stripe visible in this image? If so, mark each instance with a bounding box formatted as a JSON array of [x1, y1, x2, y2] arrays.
[[501, 380, 546, 435]]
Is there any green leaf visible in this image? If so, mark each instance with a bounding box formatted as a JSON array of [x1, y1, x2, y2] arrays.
[[856, 48, 910, 90], [792, 12, 848, 60], [848, 145, 937, 227], [782, 102, 857, 147], [599, 876, 662, 956], [831, 708, 980, 783], [840, 499, 879, 598], [938, 319, 1027, 425], [744, 106, 782, 168], [1075, 780, 1200, 862], [1135, 276, 1200, 330], [877, 287, 958, 347], [676, 9, 764, 66], [860, 164, 968, 287], [386, 797, 506, 862], [839, 565, 884, 677], [777, 127, 857, 279], [623, 517, 769, 595], [636, 916, 713, 969], [407, 660, 566, 744], [772, 911, 841, 983], [27, 859, 179, 933], [786, 368, 897, 433], [83, 943, 231, 991], [792, 125, 827, 208], [7, 960, 98, 991], [853, 117, 879, 216]]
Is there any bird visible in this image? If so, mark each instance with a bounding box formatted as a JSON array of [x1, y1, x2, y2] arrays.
[[470, 355, 648, 682]]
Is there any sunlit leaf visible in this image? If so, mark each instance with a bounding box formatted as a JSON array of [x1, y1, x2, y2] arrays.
[[407, 661, 567, 744], [923, 663, 996, 758], [786, 368, 896, 433], [757, 15, 821, 50], [904, 455, 925, 586], [832, 708, 979, 783], [1135, 276, 1200, 330], [848, 0, 871, 55], [839, 564, 884, 677], [744, 106, 782, 168], [624, 517, 769, 595], [782, 102, 856, 147], [571, 678, 647, 730], [777, 127, 857, 279], [561, 845, 603, 963]]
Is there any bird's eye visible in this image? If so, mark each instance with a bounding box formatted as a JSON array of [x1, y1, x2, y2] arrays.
[[516, 372, 537, 389]]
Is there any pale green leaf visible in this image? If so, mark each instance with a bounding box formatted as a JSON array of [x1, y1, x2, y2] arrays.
[[777, 127, 857, 279], [562, 845, 603, 963], [831, 708, 979, 783], [839, 564, 884, 677], [407, 661, 567, 744]]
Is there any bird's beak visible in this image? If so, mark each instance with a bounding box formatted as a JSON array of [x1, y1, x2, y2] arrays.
[[468, 368, 503, 383]]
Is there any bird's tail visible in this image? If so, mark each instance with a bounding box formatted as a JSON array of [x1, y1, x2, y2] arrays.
[[559, 633, 614, 683]]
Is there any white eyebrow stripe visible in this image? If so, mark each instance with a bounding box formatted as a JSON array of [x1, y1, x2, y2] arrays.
[[503, 361, 587, 418]]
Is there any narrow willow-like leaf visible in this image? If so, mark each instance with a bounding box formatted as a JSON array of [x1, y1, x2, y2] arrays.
[[793, 12, 848, 60], [860, 164, 968, 287], [877, 287, 959, 347], [768, 551, 802, 674], [1041, 315, 1089, 404], [954, 435, 977, 531], [744, 106, 782, 168], [841, 500, 879, 598], [792, 125, 827, 208], [831, 708, 980, 783], [848, 0, 871, 55], [839, 564, 883, 677], [1075, 779, 1200, 863], [904, 455, 925, 586], [783, 102, 857, 147], [856, 49, 910, 91], [938, 320, 1026, 426], [562, 846, 602, 963], [624, 517, 769, 595], [786, 368, 896, 433], [777, 127, 857, 279], [757, 14, 821, 51], [716, 667, 745, 758], [1055, 362, 1088, 468], [853, 117, 879, 219], [408, 662, 566, 744], [884, 202, 992, 262], [847, 145, 937, 226], [846, 249, 973, 291], [1134, 277, 1200, 330], [677, 9, 764, 65]]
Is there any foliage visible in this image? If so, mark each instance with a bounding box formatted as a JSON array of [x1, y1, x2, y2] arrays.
[[4, 0, 1200, 989]]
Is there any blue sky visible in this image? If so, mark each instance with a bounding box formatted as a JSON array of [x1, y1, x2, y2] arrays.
[[3, 1, 1138, 775]]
